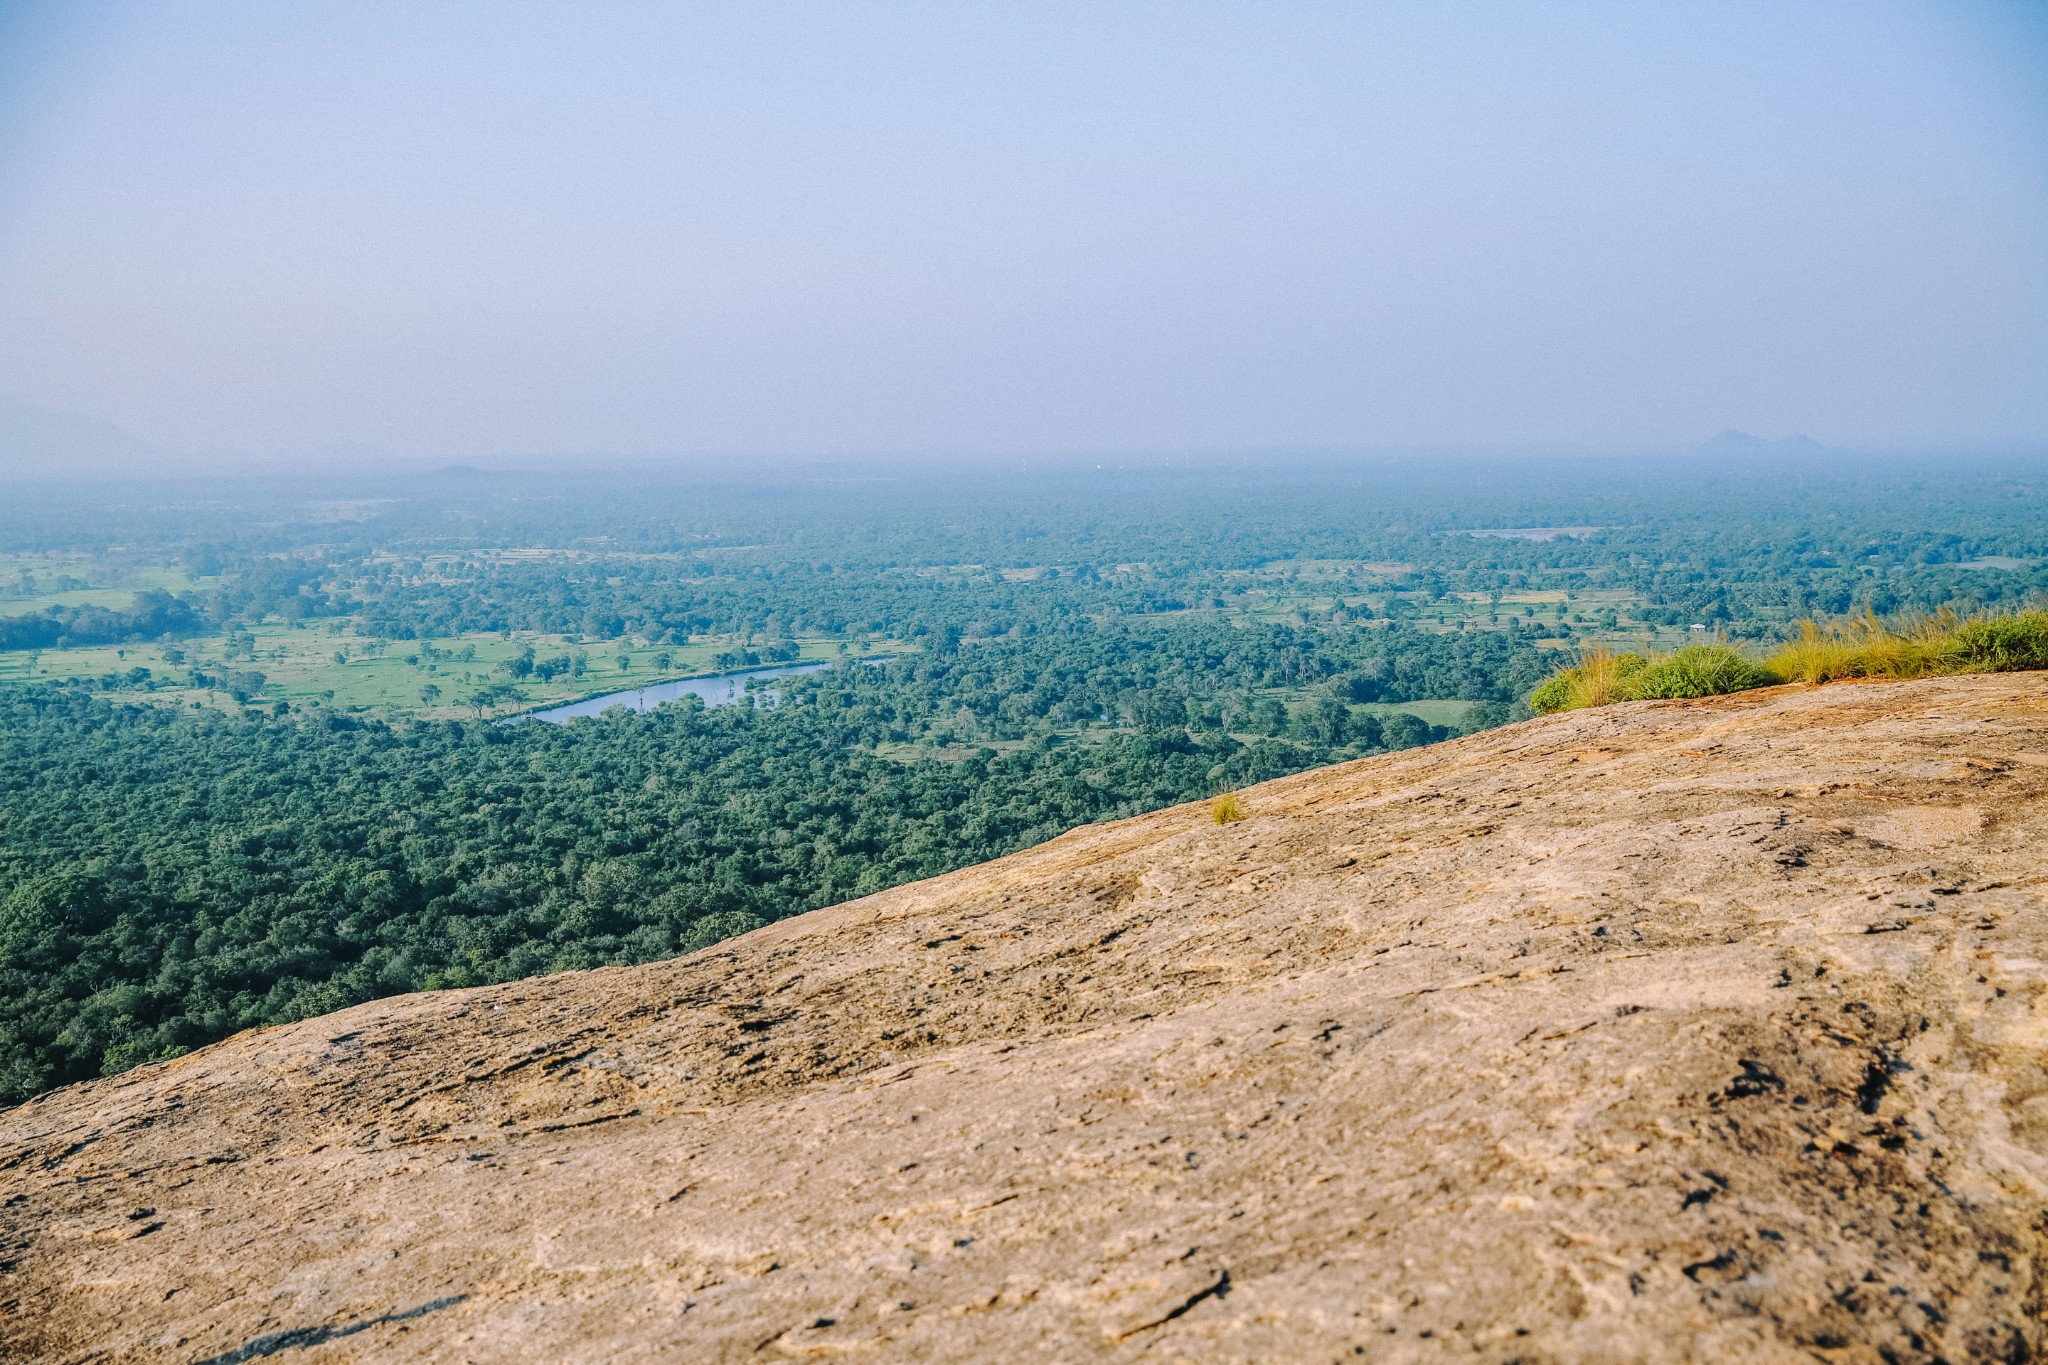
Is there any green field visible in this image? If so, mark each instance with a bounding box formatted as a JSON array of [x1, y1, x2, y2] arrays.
[[1354, 699, 1481, 728], [0, 621, 900, 719], [0, 555, 206, 613]]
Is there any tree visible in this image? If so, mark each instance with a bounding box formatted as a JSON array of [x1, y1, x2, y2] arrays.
[[1382, 712, 1446, 750], [1291, 694, 1352, 747], [1461, 700, 1511, 733]]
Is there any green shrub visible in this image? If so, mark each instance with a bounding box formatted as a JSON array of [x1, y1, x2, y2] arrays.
[[1527, 674, 1573, 715], [1627, 644, 1774, 699], [1937, 614, 2048, 673]]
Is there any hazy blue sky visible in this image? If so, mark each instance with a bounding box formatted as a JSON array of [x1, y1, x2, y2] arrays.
[[0, 1, 2044, 463]]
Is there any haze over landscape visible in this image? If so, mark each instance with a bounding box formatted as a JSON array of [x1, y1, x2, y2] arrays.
[[9, 6, 2048, 1362], [0, 0, 2045, 471]]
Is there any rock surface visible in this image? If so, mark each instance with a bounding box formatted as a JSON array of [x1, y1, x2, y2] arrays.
[[7, 675, 2048, 1363]]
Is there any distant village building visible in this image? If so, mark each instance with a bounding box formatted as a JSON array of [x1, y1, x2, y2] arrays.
[[1689, 623, 1708, 633]]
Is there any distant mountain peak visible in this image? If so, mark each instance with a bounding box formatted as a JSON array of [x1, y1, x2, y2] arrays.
[[1700, 429, 1832, 455], [0, 395, 167, 479]]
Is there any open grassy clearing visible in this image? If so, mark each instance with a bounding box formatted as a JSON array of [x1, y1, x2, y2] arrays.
[[0, 555, 207, 612], [1353, 699, 1478, 728], [869, 736, 1041, 764], [0, 621, 898, 720]]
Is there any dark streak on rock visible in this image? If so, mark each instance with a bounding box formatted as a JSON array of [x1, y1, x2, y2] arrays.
[[192, 1295, 469, 1364]]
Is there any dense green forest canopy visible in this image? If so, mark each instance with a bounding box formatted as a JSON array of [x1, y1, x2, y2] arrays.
[[2, 450, 2045, 1102]]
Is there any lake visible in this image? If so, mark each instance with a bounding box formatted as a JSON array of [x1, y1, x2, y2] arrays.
[[514, 657, 886, 724]]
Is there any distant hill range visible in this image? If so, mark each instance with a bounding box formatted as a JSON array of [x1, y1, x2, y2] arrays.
[[1698, 428, 1836, 456], [0, 396, 398, 480], [0, 395, 171, 479], [8, 673, 2045, 1361]]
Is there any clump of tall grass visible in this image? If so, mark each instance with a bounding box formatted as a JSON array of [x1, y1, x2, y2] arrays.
[[1767, 611, 1941, 683], [1527, 647, 1641, 712], [1629, 643, 1775, 699], [1942, 611, 2048, 672], [1528, 606, 2048, 714], [1529, 642, 1766, 713], [1769, 608, 2048, 683]]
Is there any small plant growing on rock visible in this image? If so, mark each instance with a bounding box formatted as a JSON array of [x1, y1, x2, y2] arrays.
[[1210, 792, 1247, 824]]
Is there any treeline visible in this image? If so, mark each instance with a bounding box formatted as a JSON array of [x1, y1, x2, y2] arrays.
[[770, 621, 1549, 748], [0, 590, 202, 652]]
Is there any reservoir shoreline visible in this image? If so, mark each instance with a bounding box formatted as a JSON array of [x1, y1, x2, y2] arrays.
[[507, 655, 894, 724]]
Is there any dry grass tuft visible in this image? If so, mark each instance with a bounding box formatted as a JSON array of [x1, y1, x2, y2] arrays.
[[1562, 647, 1639, 709], [1767, 611, 1942, 683], [1210, 792, 1247, 824]]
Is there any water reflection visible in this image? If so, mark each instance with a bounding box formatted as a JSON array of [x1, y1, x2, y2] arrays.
[[514, 657, 888, 724]]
